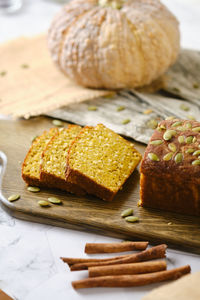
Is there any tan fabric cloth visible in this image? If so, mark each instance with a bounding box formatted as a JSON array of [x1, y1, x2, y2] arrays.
[[142, 272, 200, 300], [0, 34, 111, 119]]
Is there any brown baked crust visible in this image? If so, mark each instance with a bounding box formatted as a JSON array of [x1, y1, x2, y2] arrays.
[[66, 166, 115, 201], [140, 119, 200, 216], [40, 171, 85, 196]]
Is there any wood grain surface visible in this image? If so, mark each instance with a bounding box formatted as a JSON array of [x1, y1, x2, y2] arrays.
[[0, 117, 200, 254]]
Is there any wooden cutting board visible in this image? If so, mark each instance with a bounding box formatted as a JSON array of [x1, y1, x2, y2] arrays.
[[1, 117, 200, 254]]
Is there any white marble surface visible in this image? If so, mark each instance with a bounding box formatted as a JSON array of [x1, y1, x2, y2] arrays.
[[0, 1, 200, 299]]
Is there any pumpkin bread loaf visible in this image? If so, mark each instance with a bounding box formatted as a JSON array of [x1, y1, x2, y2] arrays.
[[140, 119, 200, 216], [22, 128, 58, 187], [40, 125, 85, 195], [66, 124, 142, 201]]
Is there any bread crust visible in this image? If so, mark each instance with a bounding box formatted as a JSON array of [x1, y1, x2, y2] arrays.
[[66, 124, 142, 201], [140, 119, 200, 216]]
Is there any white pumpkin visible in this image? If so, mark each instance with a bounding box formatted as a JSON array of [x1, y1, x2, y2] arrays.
[[48, 0, 180, 89]]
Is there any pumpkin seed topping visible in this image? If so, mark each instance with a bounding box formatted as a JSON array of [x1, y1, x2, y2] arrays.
[[163, 130, 176, 141], [192, 127, 200, 132], [157, 124, 166, 132], [186, 136, 193, 144], [148, 153, 159, 161], [121, 208, 134, 218], [147, 119, 158, 129], [168, 143, 176, 152], [48, 197, 62, 204], [180, 104, 190, 111], [172, 87, 180, 93], [163, 152, 173, 161], [8, 194, 20, 202], [150, 140, 163, 146], [125, 216, 139, 223], [52, 119, 64, 127], [192, 160, 200, 166], [122, 119, 130, 125], [31, 135, 38, 143], [27, 186, 40, 193], [116, 105, 125, 112], [38, 200, 51, 207], [186, 148, 195, 154], [178, 136, 185, 143], [193, 137, 197, 143], [176, 126, 186, 131], [193, 150, 200, 156], [186, 122, 192, 129], [174, 153, 183, 164], [172, 121, 182, 127]]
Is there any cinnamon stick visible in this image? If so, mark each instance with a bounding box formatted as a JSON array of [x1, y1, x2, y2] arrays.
[[88, 260, 167, 277], [70, 244, 167, 271], [72, 265, 191, 289], [85, 241, 149, 254], [61, 253, 130, 266]]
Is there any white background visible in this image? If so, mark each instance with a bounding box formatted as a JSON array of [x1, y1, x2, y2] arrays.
[[0, 1, 200, 299]]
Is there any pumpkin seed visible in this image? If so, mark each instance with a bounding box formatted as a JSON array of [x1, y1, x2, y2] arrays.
[[48, 197, 62, 204], [186, 148, 195, 154], [163, 130, 176, 141], [176, 126, 186, 131], [88, 106, 97, 111], [168, 143, 176, 152], [38, 200, 50, 207], [52, 119, 64, 127], [192, 160, 200, 166], [174, 153, 183, 163], [0, 71, 6, 76], [121, 208, 134, 218], [186, 136, 193, 144], [172, 87, 180, 93], [150, 140, 163, 146], [116, 105, 125, 112], [157, 124, 166, 131], [187, 115, 196, 121], [163, 152, 173, 161], [148, 153, 159, 161], [193, 137, 197, 143], [21, 64, 29, 68], [193, 83, 199, 89], [125, 216, 139, 223], [180, 104, 190, 111], [165, 116, 175, 120], [111, 1, 122, 9], [193, 150, 200, 156], [192, 127, 200, 132], [27, 186, 40, 193], [178, 136, 185, 143], [8, 194, 20, 202], [122, 119, 130, 125], [147, 119, 158, 129], [185, 122, 192, 129], [172, 121, 182, 127], [143, 109, 153, 115]]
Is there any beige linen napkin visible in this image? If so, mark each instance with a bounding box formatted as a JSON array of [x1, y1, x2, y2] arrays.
[[0, 34, 111, 119], [142, 272, 200, 300]]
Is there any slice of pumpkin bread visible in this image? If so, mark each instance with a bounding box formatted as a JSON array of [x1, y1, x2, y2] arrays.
[[22, 128, 58, 186], [40, 125, 85, 195], [66, 124, 142, 201]]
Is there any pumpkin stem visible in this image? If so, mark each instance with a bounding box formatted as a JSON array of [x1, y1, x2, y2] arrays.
[[98, 0, 124, 9]]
